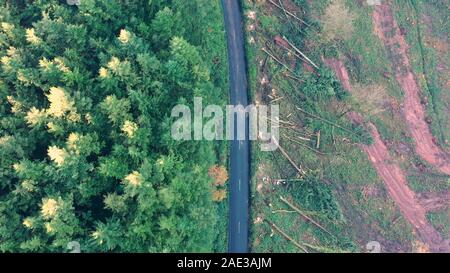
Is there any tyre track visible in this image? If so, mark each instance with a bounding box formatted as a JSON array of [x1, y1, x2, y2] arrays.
[[325, 58, 449, 252], [372, 3, 450, 175]]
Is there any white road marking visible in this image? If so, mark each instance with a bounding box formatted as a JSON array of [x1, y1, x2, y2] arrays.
[[238, 221, 241, 234], [238, 179, 241, 191]]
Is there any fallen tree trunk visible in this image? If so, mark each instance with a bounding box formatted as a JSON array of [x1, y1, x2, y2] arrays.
[[265, 219, 308, 253], [272, 137, 306, 175], [267, 0, 311, 27], [280, 196, 333, 237], [261, 47, 302, 81], [280, 36, 319, 69], [296, 107, 358, 137]]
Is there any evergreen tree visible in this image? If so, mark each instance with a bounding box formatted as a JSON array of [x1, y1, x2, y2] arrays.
[[0, 0, 228, 252]]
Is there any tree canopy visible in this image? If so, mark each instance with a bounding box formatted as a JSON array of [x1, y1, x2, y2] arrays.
[[0, 0, 228, 252]]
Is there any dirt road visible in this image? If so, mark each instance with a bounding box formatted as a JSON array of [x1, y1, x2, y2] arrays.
[[372, 3, 450, 175], [349, 112, 447, 252], [325, 57, 449, 252]]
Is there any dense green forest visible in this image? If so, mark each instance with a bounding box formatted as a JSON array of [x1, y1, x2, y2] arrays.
[[0, 0, 228, 252]]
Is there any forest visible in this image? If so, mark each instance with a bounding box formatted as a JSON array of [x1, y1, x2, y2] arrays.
[[0, 0, 229, 252]]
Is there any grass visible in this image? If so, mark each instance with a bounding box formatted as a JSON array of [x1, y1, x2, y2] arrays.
[[321, 0, 356, 43], [343, 1, 403, 98], [427, 207, 450, 239], [202, 0, 230, 252], [407, 171, 449, 194], [371, 114, 409, 143]]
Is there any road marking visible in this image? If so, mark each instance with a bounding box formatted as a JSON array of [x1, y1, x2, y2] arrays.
[[238, 179, 241, 191], [238, 221, 241, 234]]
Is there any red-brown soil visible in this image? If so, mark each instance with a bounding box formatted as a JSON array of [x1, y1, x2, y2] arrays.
[[348, 112, 448, 252], [323, 58, 351, 92], [372, 3, 450, 175], [325, 57, 449, 252]]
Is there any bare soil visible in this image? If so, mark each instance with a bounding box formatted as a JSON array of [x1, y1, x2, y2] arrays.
[[325, 57, 449, 252], [372, 3, 450, 175], [349, 112, 448, 252]]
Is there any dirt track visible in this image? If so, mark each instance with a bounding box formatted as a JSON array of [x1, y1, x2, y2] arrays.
[[323, 58, 351, 92], [348, 112, 448, 252], [372, 3, 450, 175], [325, 56, 448, 251]]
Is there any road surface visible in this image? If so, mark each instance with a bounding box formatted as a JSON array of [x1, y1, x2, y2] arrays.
[[221, 0, 250, 253]]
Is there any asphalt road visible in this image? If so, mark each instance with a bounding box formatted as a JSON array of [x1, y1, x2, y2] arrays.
[[221, 0, 250, 253]]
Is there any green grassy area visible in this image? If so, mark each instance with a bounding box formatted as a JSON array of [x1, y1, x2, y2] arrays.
[[406, 172, 449, 194], [306, 0, 407, 143], [427, 207, 450, 239]]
